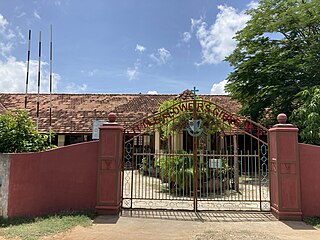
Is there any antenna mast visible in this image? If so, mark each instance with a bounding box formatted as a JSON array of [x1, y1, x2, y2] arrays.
[[49, 25, 53, 144], [24, 30, 31, 109], [36, 31, 41, 130]]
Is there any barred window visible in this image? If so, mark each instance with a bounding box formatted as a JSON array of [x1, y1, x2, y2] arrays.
[[134, 136, 143, 146]]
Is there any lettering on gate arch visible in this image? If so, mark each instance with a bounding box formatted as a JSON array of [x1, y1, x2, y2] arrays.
[[129, 100, 267, 137]]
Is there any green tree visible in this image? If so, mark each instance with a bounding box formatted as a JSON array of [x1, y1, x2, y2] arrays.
[[0, 110, 55, 153], [225, 0, 320, 124], [290, 87, 320, 145]]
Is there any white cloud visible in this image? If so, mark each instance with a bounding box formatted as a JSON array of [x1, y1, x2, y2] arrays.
[[150, 48, 171, 64], [55, 1, 61, 6], [126, 59, 141, 80], [0, 13, 74, 94], [16, 26, 25, 43], [88, 69, 98, 77], [149, 54, 158, 63], [0, 16, 59, 93], [210, 80, 228, 95], [135, 44, 146, 53], [182, 32, 191, 43], [0, 42, 13, 57], [191, 18, 203, 32], [193, 5, 250, 65], [33, 10, 41, 20], [64, 83, 87, 93], [0, 15, 22, 57], [158, 48, 171, 63], [17, 12, 26, 18], [0, 14, 15, 41], [126, 67, 139, 80], [4, 30, 15, 40], [247, 1, 259, 9], [0, 57, 60, 93], [0, 14, 8, 29], [147, 91, 158, 94]]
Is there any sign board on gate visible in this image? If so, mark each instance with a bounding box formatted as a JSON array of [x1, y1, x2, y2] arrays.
[[92, 120, 106, 139], [209, 158, 222, 169]]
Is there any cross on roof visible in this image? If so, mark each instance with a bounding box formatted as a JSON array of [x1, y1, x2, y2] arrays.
[[191, 86, 199, 100]]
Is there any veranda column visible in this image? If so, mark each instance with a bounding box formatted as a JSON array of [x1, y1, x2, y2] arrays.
[[96, 113, 123, 215], [269, 113, 302, 220]]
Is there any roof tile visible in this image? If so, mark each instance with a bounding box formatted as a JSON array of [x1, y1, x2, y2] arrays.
[[0, 91, 240, 133]]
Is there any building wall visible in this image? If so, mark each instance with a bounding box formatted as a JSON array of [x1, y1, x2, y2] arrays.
[[0, 154, 10, 217], [7, 141, 99, 218], [299, 143, 320, 217], [57, 135, 65, 146]]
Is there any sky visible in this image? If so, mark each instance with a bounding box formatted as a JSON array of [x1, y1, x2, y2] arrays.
[[0, 0, 259, 95]]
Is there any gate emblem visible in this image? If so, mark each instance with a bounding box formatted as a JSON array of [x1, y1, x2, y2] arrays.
[[187, 119, 203, 137]]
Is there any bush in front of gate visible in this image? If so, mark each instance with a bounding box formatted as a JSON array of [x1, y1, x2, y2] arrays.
[[157, 151, 194, 194], [156, 152, 233, 195]]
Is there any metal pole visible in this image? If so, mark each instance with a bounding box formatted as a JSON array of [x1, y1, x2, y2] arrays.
[[191, 87, 199, 211], [49, 25, 53, 144], [24, 30, 31, 109], [36, 31, 41, 131], [193, 96, 198, 211]]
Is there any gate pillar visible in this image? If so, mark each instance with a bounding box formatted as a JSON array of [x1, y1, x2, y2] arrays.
[[96, 113, 123, 215], [269, 113, 302, 220]]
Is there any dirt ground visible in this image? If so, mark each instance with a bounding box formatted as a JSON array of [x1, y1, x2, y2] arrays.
[[44, 211, 320, 240]]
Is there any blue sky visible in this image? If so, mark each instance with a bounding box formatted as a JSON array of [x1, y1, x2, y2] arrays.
[[0, 0, 259, 94]]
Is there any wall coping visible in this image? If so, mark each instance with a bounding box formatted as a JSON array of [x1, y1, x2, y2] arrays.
[[7, 140, 99, 156], [299, 143, 320, 149], [269, 127, 299, 133]]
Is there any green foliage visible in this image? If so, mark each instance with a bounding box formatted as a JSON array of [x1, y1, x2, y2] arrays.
[[0, 211, 94, 240], [158, 151, 194, 193], [290, 87, 320, 145], [304, 216, 320, 229], [157, 98, 183, 140], [157, 153, 233, 194], [139, 156, 159, 177], [157, 98, 223, 141], [0, 110, 55, 153], [225, 0, 320, 124]]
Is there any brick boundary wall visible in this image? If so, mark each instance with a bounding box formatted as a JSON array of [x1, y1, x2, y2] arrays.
[[0, 154, 10, 218], [270, 114, 320, 220], [6, 141, 98, 218], [299, 143, 320, 217]]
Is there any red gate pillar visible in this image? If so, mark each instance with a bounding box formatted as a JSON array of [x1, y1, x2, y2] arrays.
[[96, 113, 123, 215], [269, 113, 302, 220]]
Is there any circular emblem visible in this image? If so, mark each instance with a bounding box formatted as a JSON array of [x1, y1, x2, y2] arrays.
[[187, 119, 203, 137]]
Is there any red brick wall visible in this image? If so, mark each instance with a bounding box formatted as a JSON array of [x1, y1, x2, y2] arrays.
[[7, 141, 98, 217], [299, 143, 320, 217]]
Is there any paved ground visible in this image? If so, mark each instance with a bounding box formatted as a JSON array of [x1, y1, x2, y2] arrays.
[[46, 210, 320, 240]]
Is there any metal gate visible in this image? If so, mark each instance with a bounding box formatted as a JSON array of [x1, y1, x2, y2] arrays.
[[121, 99, 270, 211]]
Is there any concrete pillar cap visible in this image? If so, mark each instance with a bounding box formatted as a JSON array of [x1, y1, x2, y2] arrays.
[[108, 113, 117, 122], [277, 113, 287, 124]]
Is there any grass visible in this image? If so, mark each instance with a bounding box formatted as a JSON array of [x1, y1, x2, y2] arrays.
[[0, 211, 95, 240], [304, 216, 320, 229]]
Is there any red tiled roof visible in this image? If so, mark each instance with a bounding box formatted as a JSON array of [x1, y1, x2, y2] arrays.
[[0, 91, 240, 134], [0, 102, 6, 114]]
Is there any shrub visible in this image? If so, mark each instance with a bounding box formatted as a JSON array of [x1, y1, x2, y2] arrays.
[[0, 110, 55, 153]]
